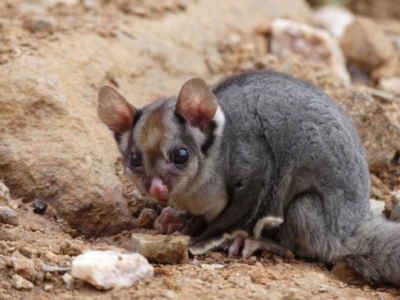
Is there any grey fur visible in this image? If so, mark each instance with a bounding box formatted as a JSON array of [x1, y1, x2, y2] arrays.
[[98, 70, 400, 286], [194, 71, 370, 253]]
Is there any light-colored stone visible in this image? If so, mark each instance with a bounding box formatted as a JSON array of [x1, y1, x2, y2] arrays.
[[20, 246, 40, 259], [0, 254, 12, 270], [0, 206, 18, 226], [41, 250, 72, 267], [200, 264, 225, 270], [270, 18, 350, 86], [379, 77, 400, 94], [132, 233, 190, 264], [12, 251, 37, 282], [370, 186, 383, 200], [43, 283, 53, 292], [41, 250, 61, 264], [41, 0, 79, 7], [82, 0, 99, 11], [0, 182, 11, 207], [0, 228, 17, 241], [71, 250, 153, 289], [10, 274, 34, 290], [137, 208, 158, 229], [17, 3, 48, 15], [60, 240, 83, 256], [340, 16, 396, 71], [312, 5, 354, 38], [45, 272, 52, 281], [35, 271, 45, 283], [369, 199, 385, 217], [62, 273, 75, 290], [370, 57, 400, 81]]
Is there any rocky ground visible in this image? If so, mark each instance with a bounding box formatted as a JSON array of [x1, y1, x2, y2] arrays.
[[0, 0, 400, 299]]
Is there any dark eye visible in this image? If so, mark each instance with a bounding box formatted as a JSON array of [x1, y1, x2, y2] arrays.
[[173, 148, 189, 165], [129, 152, 142, 168]]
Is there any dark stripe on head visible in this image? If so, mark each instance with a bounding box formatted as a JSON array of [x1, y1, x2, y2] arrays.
[[137, 102, 168, 160], [201, 120, 216, 156], [132, 108, 143, 127], [114, 132, 122, 144], [174, 111, 187, 125]]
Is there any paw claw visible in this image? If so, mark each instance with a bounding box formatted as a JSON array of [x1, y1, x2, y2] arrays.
[[167, 222, 185, 235], [242, 239, 262, 259], [228, 236, 245, 257], [242, 238, 287, 259]]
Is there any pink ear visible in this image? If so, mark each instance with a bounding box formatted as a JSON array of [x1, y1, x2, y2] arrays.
[[97, 86, 136, 133], [175, 78, 218, 132]]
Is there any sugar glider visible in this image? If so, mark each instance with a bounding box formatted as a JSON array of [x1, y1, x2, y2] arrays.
[[98, 71, 400, 286]]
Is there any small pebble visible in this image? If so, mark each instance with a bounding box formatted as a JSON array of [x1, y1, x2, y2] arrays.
[[0, 228, 17, 241], [0, 255, 12, 269], [30, 20, 53, 34], [0, 206, 18, 226], [379, 77, 400, 94], [44, 283, 53, 292], [132, 233, 189, 264], [200, 264, 224, 270], [45, 272, 52, 281], [60, 240, 83, 256], [192, 258, 201, 268], [137, 208, 157, 229], [75, 235, 86, 241], [165, 290, 175, 299], [35, 271, 44, 283], [20, 246, 40, 259], [12, 251, 37, 281], [0, 182, 11, 206], [11, 274, 34, 290], [0, 280, 12, 290], [32, 200, 48, 214], [71, 250, 153, 289], [62, 273, 74, 290]]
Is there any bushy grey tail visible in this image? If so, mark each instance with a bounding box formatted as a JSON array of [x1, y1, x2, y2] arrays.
[[340, 215, 400, 286]]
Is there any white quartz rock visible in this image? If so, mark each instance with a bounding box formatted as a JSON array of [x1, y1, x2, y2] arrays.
[[312, 5, 354, 38], [271, 18, 350, 87], [71, 251, 153, 289]]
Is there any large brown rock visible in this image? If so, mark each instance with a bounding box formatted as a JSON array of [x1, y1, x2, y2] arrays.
[[277, 55, 400, 173], [339, 16, 396, 71], [0, 54, 135, 236], [336, 91, 400, 173], [0, 0, 311, 237], [270, 18, 350, 86]]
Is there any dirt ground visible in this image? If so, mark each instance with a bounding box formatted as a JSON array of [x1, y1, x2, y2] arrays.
[[1, 203, 400, 300], [1, 0, 400, 299]]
